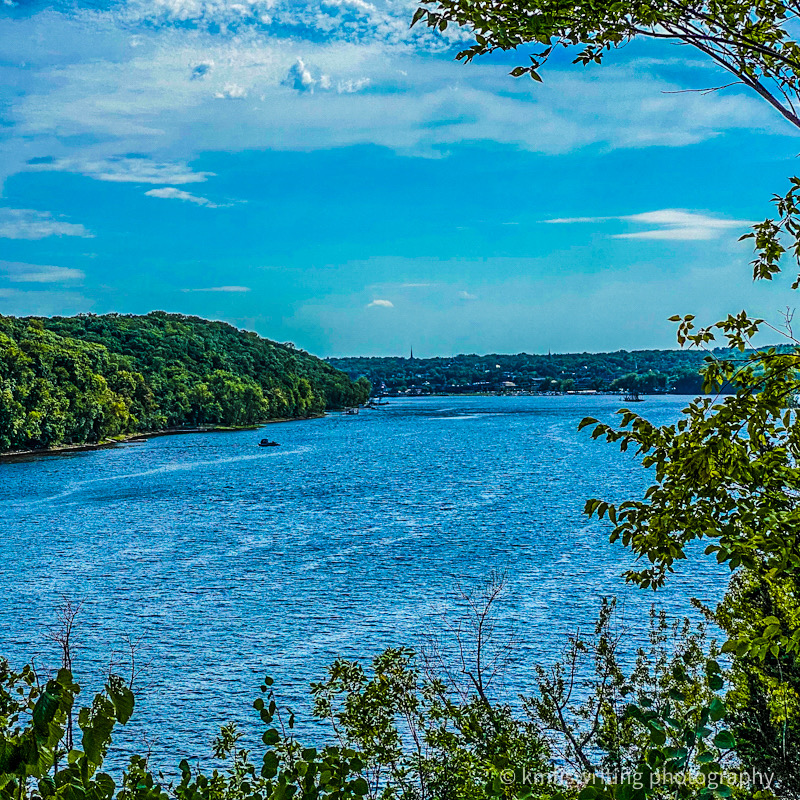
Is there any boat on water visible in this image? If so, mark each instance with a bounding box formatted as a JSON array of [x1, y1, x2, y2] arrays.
[[258, 439, 280, 447]]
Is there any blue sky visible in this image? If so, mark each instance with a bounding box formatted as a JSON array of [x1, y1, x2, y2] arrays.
[[1, 0, 800, 356]]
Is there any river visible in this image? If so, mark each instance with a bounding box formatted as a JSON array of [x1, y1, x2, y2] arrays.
[[0, 395, 726, 769]]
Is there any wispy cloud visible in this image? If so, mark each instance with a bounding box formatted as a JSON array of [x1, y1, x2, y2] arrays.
[[615, 210, 753, 240], [547, 216, 610, 224], [0, 209, 92, 240], [0, 261, 85, 283], [4, 15, 780, 191], [183, 285, 251, 292], [336, 76, 370, 93], [458, 290, 477, 300], [0, 287, 95, 316], [27, 156, 214, 185], [145, 187, 220, 207], [367, 298, 393, 308], [547, 209, 753, 241]]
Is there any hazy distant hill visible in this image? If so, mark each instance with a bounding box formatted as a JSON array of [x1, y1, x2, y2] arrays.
[[328, 349, 736, 395], [0, 312, 370, 452]]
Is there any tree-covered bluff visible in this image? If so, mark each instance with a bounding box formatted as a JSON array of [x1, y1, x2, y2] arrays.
[[0, 312, 370, 452]]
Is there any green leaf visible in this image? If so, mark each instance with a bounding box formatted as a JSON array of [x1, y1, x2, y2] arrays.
[[650, 727, 666, 746], [32, 685, 62, 734], [713, 730, 736, 750], [709, 696, 727, 722], [109, 684, 135, 724], [262, 728, 280, 746], [261, 750, 279, 779]]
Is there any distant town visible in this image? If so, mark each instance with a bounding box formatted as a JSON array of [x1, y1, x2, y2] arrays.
[[328, 347, 753, 396]]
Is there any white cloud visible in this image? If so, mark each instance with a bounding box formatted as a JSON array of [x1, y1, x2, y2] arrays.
[[367, 298, 393, 307], [27, 156, 213, 184], [145, 186, 220, 206], [215, 82, 247, 99], [458, 290, 477, 300], [278, 53, 369, 97], [615, 209, 752, 240], [286, 58, 316, 93], [0, 208, 92, 240], [183, 285, 251, 292], [321, 0, 376, 16], [547, 209, 753, 241], [0, 261, 85, 283]]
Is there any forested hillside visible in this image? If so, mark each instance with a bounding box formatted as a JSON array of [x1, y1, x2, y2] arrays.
[[0, 312, 370, 452], [329, 349, 743, 395]]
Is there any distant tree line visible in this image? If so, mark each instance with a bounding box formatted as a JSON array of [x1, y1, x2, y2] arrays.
[[327, 349, 741, 395], [0, 312, 370, 452]]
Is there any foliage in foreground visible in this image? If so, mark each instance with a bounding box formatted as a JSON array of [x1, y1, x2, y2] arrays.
[[1, 593, 757, 800], [714, 571, 800, 792], [577, 311, 800, 798], [0, 312, 370, 451]]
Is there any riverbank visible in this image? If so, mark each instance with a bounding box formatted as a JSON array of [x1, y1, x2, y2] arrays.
[[0, 413, 326, 461]]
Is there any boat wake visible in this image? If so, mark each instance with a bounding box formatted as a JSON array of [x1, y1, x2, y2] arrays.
[[11, 447, 310, 508]]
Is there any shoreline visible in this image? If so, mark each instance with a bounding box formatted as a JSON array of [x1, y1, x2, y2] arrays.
[[0, 413, 326, 461]]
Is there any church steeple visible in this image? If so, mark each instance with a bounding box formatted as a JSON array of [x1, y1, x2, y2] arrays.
[[410, 345, 414, 360]]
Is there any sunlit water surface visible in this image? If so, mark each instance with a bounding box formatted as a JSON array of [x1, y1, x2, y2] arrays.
[[0, 396, 726, 770]]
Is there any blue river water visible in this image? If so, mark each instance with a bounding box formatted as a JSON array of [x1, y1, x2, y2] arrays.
[[0, 395, 726, 770]]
